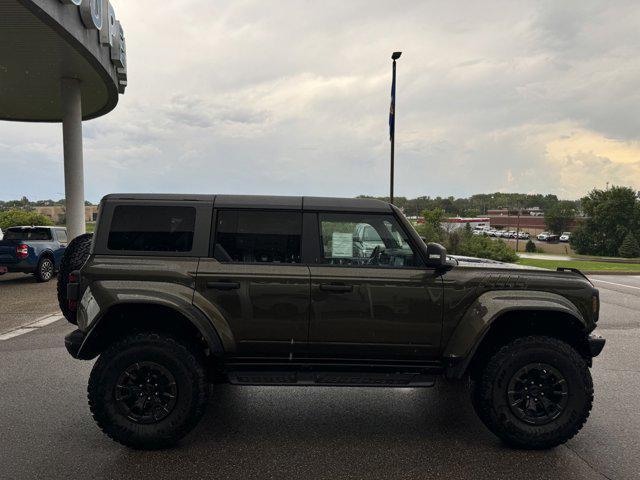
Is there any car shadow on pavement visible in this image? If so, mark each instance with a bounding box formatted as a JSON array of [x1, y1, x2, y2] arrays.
[[92, 379, 602, 480], [0, 273, 38, 285]]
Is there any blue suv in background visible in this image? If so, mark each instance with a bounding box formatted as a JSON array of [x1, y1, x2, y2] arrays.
[[0, 226, 68, 282]]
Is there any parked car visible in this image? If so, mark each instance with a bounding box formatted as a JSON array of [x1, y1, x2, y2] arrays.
[[0, 226, 68, 281], [547, 234, 560, 243], [560, 232, 571, 242], [518, 232, 530, 240], [61, 194, 604, 451], [0, 227, 3, 241], [537, 232, 550, 241]]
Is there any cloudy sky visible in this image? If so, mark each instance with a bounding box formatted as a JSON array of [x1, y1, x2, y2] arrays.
[[2, 0, 640, 202]]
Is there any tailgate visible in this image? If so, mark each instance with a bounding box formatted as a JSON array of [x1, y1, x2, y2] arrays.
[[0, 240, 17, 264]]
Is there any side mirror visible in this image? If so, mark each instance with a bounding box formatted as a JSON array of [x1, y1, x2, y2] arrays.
[[425, 242, 447, 268]]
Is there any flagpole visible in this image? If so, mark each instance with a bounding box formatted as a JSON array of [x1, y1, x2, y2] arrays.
[[389, 51, 401, 205]]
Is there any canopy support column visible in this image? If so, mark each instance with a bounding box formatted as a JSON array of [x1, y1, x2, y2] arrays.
[[60, 78, 86, 241]]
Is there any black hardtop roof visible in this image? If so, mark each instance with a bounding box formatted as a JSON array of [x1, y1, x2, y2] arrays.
[[102, 194, 392, 213]]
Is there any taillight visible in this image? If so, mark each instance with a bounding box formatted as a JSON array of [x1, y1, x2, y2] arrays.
[[16, 244, 28, 259], [68, 272, 78, 283], [68, 299, 78, 312]]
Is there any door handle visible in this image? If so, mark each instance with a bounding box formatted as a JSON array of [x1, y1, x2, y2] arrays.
[[206, 281, 240, 290], [319, 283, 353, 293]]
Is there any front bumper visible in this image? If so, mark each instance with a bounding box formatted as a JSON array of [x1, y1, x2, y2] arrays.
[[588, 333, 606, 357]]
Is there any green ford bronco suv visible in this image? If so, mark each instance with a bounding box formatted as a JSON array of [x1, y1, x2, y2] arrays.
[[60, 194, 605, 450]]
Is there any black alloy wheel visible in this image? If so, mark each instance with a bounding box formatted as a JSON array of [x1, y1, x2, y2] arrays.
[[507, 363, 569, 425], [115, 361, 179, 424]]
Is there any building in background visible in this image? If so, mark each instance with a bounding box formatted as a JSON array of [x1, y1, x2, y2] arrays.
[[34, 205, 98, 224], [442, 217, 491, 232]]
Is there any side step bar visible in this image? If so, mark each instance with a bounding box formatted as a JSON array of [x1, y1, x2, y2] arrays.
[[227, 371, 436, 387]]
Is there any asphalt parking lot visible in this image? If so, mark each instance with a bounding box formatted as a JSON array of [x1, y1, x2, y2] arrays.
[[0, 273, 638, 479]]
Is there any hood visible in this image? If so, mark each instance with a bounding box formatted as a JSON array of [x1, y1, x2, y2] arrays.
[[449, 255, 548, 271]]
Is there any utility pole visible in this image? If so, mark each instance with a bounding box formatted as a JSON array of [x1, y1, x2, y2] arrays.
[[515, 207, 522, 253], [389, 51, 402, 204]]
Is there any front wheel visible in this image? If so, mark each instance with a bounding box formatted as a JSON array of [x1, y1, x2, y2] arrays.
[[88, 332, 209, 449], [472, 335, 593, 449]]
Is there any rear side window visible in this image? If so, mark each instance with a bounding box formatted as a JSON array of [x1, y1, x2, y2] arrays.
[[5, 228, 52, 241], [108, 205, 196, 252], [214, 210, 302, 263], [56, 230, 68, 243]]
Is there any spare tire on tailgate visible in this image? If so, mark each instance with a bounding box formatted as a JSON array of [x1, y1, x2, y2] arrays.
[[57, 233, 93, 324]]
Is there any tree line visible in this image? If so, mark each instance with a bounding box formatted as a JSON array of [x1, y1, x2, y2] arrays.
[[358, 193, 579, 218]]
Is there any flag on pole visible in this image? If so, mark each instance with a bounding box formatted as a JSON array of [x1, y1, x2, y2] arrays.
[[389, 68, 396, 141]]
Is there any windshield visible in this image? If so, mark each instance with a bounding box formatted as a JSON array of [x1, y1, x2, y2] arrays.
[[5, 228, 52, 241]]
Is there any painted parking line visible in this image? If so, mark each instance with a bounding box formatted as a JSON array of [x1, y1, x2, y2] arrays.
[[0, 328, 37, 341], [0, 312, 64, 341], [592, 279, 640, 291], [28, 314, 64, 328]]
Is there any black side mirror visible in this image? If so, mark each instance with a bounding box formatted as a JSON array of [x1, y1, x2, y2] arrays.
[[425, 242, 447, 268]]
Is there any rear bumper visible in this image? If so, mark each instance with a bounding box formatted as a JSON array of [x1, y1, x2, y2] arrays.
[[588, 333, 606, 357], [0, 261, 35, 273], [64, 329, 86, 359]]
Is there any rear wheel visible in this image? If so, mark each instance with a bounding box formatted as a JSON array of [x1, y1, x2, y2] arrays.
[[35, 257, 54, 282], [472, 335, 593, 449], [57, 233, 93, 324], [88, 332, 209, 449]]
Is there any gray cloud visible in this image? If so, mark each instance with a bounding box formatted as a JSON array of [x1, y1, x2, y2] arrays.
[[1, 0, 639, 202]]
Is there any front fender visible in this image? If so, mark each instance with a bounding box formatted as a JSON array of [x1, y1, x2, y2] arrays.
[[443, 290, 587, 377], [75, 280, 228, 359]]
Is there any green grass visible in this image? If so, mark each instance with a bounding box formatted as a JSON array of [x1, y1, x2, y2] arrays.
[[517, 258, 640, 272]]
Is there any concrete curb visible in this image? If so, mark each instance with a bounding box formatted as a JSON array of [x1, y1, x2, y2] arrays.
[[583, 271, 640, 276]]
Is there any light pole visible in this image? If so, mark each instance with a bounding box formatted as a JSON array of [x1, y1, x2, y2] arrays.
[[389, 51, 402, 204]]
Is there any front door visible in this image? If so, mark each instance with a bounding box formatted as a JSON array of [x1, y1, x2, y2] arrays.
[[308, 212, 443, 360], [196, 209, 310, 359]]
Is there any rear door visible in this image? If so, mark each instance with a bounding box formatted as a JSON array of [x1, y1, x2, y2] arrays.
[[195, 209, 310, 359], [53, 229, 68, 265], [307, 212, 443, 361]]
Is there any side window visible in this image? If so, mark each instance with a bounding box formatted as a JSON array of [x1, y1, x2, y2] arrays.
[[319, 213, 423, 268], [107, 205, 196, 252], [214, 210, 302, 264], [57, 230, 68, 244]]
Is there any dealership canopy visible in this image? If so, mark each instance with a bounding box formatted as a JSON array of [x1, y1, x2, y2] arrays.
[[0, 0, 127, 239]]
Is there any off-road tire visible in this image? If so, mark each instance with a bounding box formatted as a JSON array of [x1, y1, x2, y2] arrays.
[[88, 332, 209, 449], [57, 233, 93, 324], [35, 256, 55, 282], [472, 335, 593, 449]]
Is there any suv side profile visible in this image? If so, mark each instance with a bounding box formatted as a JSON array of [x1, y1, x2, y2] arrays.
[[62, 194, 605, 450]]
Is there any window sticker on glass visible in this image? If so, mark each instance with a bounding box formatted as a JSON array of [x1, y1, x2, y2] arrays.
[[332, 232, 353, 257]]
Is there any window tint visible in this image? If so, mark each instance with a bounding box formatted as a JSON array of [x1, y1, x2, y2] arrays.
[[56, 230, 68, 243], [108, 205, 196, 252], [5, 228, 52, 241], [319, 213, 423, 268], [214, 210, 301, 263]]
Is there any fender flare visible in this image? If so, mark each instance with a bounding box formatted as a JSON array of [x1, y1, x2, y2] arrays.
[[75, 287, 226, 360], [442, 290, 587, 378]]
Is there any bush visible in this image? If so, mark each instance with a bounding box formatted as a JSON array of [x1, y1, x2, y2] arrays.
[[416, 207, 516, 263], [0, 209, 53, 230], [447, 233, 518, 263], [619, 232, 640, 258], [525, 239, 536, 253]]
